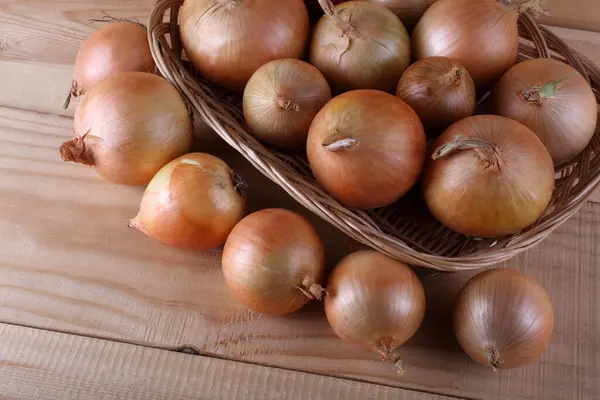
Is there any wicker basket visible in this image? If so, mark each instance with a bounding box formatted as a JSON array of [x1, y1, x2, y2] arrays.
[[148, 0, 600, 271]]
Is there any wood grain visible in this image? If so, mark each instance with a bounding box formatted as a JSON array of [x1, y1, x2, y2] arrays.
[[0, 106, 598, 399], [0, 323, 457, 400]]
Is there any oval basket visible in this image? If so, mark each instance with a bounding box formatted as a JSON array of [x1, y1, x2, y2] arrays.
[[148, 0, 600, 271]]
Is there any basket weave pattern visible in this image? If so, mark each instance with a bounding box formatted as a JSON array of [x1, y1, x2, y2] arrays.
[[148, 0, 600, 271]]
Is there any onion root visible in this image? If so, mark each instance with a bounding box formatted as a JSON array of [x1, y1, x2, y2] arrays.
[[295, 276, 327, 300], [59, 130, 93, 166], [486, 347, 504, 371]]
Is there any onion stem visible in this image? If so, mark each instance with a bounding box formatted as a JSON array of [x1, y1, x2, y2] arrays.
[[276, 97, 300, 112], [295, 276, 326, 300], [60, 130, 93, 166], [376, 340, 405, 375], [486, 348, 503, 371], [499, 0, 546, 16], [519, 72, 578, 104], [432, 136, 503, 171], [317, 0, 361, 37], [322, 132, 359, 152]]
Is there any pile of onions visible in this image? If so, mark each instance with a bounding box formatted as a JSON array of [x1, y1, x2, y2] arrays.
[[60, 72, 193, 185], [222, 209, 326, 316], [307, 90, 426, 209], [309, 0, 411, 93], [412, 0, 528, 86], [65, 21, 155, 108], [325, 251, 426, 373], [423, 115, 555, 237], [243, 59, 332, 149], [396, 57, 476, 134], [130, 153, 247, 251], [368, 0, 436, 30], [454, 268, 554, 370], [179, 0, 309, 92], [493, 58, 598, 165]]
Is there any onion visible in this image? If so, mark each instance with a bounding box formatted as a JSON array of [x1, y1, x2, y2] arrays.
[[396, 57, 476, 134], [60, 72, 193, 185], [65, 20, 155, 108], [307, 90, 426, 209], [367, 0, 436, 30], [423, 115, 555, 237], [243, 59, 332, 149], [309, 0, 411, 93], [324, 250, 426, 373], [493, 58, 598, 165], [454, 268, 554, 370], [130, 153, 246, 251], [179, 0, 309, 92], [222, 209, 325, 316], [412, 0, 536, 86]]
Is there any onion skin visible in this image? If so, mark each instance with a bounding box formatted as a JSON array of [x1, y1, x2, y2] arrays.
[[243, 59, 332, 149], [130, 153, 246, 251], [307, 90, 426, 209], [454, 268, 554, 370], [222, 209, 325, 316], [368, 0, 436, 30], [396, 57, 476, 134], [493, 59, 598, 166], [61, 72, 193, 185], [309, 0, 411, 93], [412, 0, 518, 86], [325, 251, 426, 371], [180, 0, 309, 92], [423, 115, 555, 238]]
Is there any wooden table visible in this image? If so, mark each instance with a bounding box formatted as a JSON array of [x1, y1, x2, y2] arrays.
[[1, 1, 599, 399]]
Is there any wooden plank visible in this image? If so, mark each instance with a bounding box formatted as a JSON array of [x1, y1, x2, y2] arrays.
[[0, 323, 454, 400], [0, 106, 598, 399]]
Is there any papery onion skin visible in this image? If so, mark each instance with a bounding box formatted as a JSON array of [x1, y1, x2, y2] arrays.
[[368, 0, 436, 30], [222, 209, 326, 316], [454, 268, 554, 370], [180, 0, 309, 92], [243, 59, 332, 148], [61, 72, 193, 185], [309, 0, 411, 93], [396, 57, 476, 134], [413, 0, 518, 86], [493, 58, 598, 166], [325, 251, 426, 369], [423, 115, 555, 237], [130, 153, 246, 251], [67, 21, 155, 106], [307, 90, 426, 209]]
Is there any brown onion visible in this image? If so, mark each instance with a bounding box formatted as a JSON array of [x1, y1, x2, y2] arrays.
[[423, 115, 554, 237], [243, 59, 332, 148], [396, 57, 476, 134], [222, 209, 325, 316], [454, 268, 554, 370], [309, 0, 411, 93], [307, 90, 426, 209], [130, 153, 246, 250], [325, 250, 426, 373], [412, 0, 535, 86], [367, 0, 436, 30], [493, 58, 598, 165], [179, 0, 309, 92], [60, 72, 193, 185], [65, 21, 155, 108]]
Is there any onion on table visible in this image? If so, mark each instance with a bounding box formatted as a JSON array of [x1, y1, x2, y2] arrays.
[[60, 72, 193, 185], [454, 268, 554, 370], [222, 209, 326, 316], [130, 153, 247, 251], [423, 115, 555, 238], [243, 59, 332, 149], [179, 0, 310, 92], [493, 58, 598, 165], [325, 250, 426, 374], [307, 89, 426, 209]]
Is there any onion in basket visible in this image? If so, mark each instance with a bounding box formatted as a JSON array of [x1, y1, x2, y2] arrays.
[[492, 58, 597, 165], [243, 59, 332, 149], [454, 268, 554, 370], [179, 0, 309, 92], [222, 209, 326, 316], [60, 72, 193, 185], [396, 57, 476, 134], [423, 115, 555, 238], [307, 90, 426, 209], [64, 20, 155, 108], [309, 0, 411, 93], [325, 250, 426, 374], [130, 153, 247, 251]]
